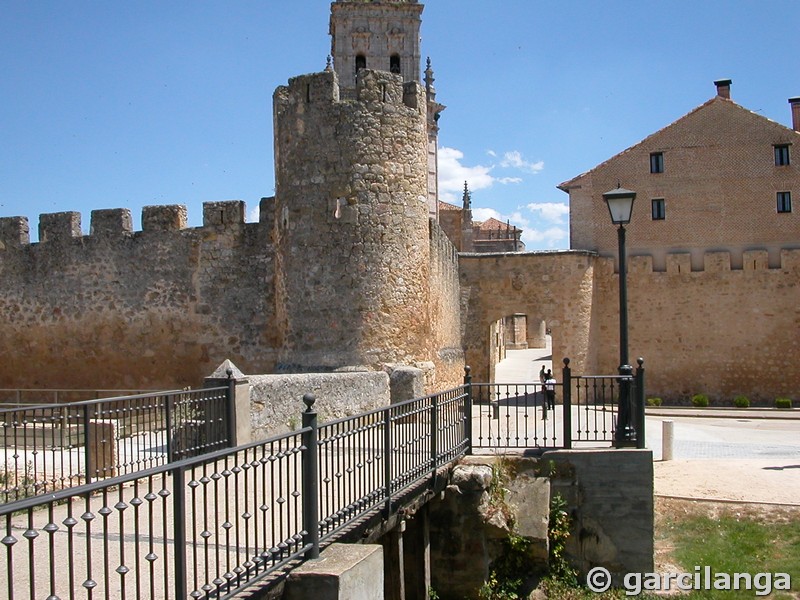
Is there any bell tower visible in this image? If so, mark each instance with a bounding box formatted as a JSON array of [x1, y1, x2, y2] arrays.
[[329, 0, 423, 92]]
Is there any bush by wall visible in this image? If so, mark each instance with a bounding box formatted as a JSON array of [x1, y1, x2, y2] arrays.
[[733, 395, 750, 408], [691, 394, 709, 408], [775, 398, 793, 410], [646, 397, 662, 407]]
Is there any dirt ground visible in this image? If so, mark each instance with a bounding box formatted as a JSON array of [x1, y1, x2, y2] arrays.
[[653, 457, 800, 589], [654, 458, 800, 505]]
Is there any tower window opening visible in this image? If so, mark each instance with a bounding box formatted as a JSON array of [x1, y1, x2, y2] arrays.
[[355, 55, 366, 73], [390, 54, 401, 74]]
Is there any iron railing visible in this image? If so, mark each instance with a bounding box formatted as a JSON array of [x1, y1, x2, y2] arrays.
[[1, 386, 232, 503], [0, 384, 470, 600], [469, 359, 646, 450], [0, 360, 644, 599], [0, 389, 160, 408]]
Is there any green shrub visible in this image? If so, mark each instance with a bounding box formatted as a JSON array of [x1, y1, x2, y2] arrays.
[[691, 394, 709, 407], [775, 398, 793, 410], [733, 395, 750, 408], [646, 397, 662, 407]]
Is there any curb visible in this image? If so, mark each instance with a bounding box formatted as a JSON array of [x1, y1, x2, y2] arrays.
[[645, 408, 799, 421]]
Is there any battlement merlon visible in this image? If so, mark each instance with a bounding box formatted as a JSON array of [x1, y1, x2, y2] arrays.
[[623, 249, 800, 273], [142, 204, 188, 232], [0, 201, 256, 247], [90, 208, 133, 238], [0, 216, 30, 246], [40, 211, 82, 243], [203, 200, 245, 229]]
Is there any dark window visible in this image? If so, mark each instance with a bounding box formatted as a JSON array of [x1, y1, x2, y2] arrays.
[[777, 191, 792, 213], [651, 198, 666, 220], [390, 54, 401, 74], [650, 152, 664, 174], [355, 55, 366, 72], [775, 144, 790, 166]]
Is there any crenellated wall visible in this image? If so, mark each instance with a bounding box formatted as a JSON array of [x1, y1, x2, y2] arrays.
[[0, 201, 278, 389], [596, 248, 800, 402]]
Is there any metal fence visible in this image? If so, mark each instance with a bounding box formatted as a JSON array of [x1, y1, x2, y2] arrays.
[[1, 385, 233, 503], [0, 384, 470, 600], [0, 360, 644, 599], [469, 358, 646, 450]]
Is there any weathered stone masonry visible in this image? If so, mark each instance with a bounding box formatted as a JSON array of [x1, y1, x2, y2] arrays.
[[0, 68, 465, 393], [0, 203, 277, 389]]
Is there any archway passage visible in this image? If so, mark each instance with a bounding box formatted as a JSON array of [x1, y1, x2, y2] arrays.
[[459, 251, 596, 385], [492, 313, 553, 384]]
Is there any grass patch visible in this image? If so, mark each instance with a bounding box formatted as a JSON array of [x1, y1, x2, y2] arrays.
[[664, 513, 800, 598]]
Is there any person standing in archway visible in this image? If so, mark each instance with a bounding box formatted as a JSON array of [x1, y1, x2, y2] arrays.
[[545, 370, 557, 410]]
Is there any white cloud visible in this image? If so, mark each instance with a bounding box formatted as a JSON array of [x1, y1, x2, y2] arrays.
[[500, 150, 544, 174], [524, 201, 569, 224], [521, 225, 569, 248], [472, 203, 570, 250], [247, 204, 260, 223], [437, 147, 497, 202]]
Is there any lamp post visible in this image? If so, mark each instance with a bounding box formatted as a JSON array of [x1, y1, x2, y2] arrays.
[[602, 186, 637, 446]]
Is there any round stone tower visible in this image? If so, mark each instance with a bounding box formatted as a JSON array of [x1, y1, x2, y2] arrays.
[[272, 66, 431, 371]]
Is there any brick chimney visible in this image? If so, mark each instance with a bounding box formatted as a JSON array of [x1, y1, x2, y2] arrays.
[[789, 97, 800, 132], [714, 79, 732, 99]]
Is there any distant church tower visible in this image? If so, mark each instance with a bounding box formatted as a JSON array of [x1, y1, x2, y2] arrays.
[[329, 0, 444, 218]]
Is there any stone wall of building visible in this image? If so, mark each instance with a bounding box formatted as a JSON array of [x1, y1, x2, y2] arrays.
[[0, 202, 277, 390]]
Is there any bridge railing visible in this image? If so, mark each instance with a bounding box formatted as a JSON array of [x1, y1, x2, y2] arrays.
[[0, 383, 471, 600], [468, 358, 646, 450], [0, 361, 643, 599], [0, 384, 233, 503]]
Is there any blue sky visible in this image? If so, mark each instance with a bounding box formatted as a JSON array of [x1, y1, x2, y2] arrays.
[[2, 1, 799, 249]]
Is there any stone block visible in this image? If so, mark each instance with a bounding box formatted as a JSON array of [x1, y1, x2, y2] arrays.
[[284, 543, 383, 600], [87, 419, 118, 479], [389, 366, 424, 404], [0, 216, 30, 246]]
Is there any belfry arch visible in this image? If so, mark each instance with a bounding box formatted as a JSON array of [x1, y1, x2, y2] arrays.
[[459, 251, 599, 384]]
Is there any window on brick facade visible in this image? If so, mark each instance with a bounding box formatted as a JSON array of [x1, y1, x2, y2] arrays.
[[355, 54, 366, 72], [390, 54, 401, 74], [777, 191, 792, 213], [650, 152, 664, 174], [775, 144, 790, 166], [651, 198, 666, 220]]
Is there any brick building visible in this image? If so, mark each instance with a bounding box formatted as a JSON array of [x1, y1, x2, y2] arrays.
[[560, 80, 800, 271]]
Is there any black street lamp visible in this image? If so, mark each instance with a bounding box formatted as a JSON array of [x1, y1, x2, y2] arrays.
[[602, 186, 637, 446]]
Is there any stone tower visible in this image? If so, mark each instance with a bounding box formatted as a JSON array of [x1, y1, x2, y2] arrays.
[[329, 0, 443, 217], [272, 66, 431, 373]]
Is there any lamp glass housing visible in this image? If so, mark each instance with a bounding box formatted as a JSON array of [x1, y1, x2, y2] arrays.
[[603, 188, 636, 225]]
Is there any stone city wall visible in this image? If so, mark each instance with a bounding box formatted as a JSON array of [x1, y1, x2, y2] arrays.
[[593, 248, 800, 403], [459, 250, 599, 384], [427, 219, 464, 390], [0, 201, 277, 390]]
